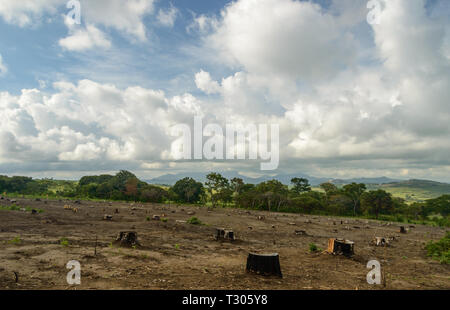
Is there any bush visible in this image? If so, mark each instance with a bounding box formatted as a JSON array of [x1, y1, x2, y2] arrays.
[[60, 237, 69, 247], [8, 236, 22, 245], [187, 217, 202, 225], [309, 243, 319, 253], [425, 232, 450, 264]]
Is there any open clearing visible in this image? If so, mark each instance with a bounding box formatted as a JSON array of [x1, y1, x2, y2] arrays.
[[0, 198, 449, 290]]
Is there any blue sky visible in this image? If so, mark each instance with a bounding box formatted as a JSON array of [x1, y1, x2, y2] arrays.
[[0, 0, 235, 95], [0, 0, 449, 182]]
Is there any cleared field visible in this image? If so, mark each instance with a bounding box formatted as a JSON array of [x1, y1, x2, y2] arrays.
[[0, 198, 449, 290]]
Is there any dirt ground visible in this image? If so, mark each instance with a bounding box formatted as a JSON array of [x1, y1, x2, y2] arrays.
[[0, 197, 448, 290]]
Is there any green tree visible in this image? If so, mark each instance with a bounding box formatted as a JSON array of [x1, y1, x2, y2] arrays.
[[290, 178, 311, 195], [342, 183, 367, 216], [171, 177, 204, 203], [361, 189, 394, 219], [205, 173, 231, 207]]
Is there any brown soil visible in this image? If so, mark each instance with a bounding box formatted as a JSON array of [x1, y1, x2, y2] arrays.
[[0, 197, 448, 290]]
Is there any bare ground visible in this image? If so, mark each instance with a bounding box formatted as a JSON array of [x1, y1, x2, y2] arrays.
[[0, 197, 448, 290]]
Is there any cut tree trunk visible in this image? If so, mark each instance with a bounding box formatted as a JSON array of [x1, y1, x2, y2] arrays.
[[327, 238, 354, 257], [214, 228, 235, 241], [246, 253, 282, 278], [114, 231, 139, 247]]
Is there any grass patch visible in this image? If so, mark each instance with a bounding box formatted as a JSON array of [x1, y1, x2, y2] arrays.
[[309, 243, 320, 253], [60, 237, 69, 247], [187, 216, 203, 225], [425, 232, 450, 264], [0, 204, 44, 213], [8, 236, 22, 245]]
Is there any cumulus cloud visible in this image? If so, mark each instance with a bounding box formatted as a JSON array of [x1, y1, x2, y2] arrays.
[[81, 0, 155, 41], [207, 0, 357, 81], [0, 79, 205, 171], [59, 20, 111, 51], [0, 0, 449, 181]]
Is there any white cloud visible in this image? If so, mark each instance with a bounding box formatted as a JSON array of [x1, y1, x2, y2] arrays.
[[59, 22, 111, 51], [0, 0, 155, 42], [207, 0, 357, 81], [0, 54, 7, 76], [0, 0, 449, 181], [82, 0, 155, 41], [194, 70, 221, 95], [0, 0, 60, 27], [157, 5, 178, 28]]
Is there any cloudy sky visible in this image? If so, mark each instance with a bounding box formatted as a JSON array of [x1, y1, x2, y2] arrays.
[[0, 0, 449, 182]]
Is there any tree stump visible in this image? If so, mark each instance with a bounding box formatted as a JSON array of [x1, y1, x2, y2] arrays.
[[246, 253, 282, 278], [214, 228, 235, 241], [373, 237, 389, 247], [327, 238, 354, 256], [399, 226, 407, 233], [114, 231, 139, 247]]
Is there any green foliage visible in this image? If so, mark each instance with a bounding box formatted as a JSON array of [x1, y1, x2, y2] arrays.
[[161, 218, 168, 223], [291, 178, 311, 194], [0, 205, 43, 213], [60, 237, 69, 247], [187, 217, 203, 225], [425, 232, 450, 264], [205, 173, 233, 207], [171, 177, 204, 203], [8, 236, 22, 245], [361, 189, 394, 219], [309, 243, 320, 252]]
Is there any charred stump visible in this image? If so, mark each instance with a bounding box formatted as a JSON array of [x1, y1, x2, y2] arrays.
[[327, 238, 354, 257], [399, 226, 407, 234], [114, 231, 139, 247], [246, 253, 282, 278]]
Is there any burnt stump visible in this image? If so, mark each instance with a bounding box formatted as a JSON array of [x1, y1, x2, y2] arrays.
[[114, 231, 139, 247], [246, 253, 282, 278]]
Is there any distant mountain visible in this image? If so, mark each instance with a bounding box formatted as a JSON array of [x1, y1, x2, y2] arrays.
[[331, 176, 402, 185], [146, 172, 400, 186]]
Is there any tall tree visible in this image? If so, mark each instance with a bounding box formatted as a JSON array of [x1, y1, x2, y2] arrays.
[[171, 177, 204, 203], [290, 178, 311, 195], [206, 173, 231, 207], [343, 183, 367, 216], [361, 189, 393, 219]]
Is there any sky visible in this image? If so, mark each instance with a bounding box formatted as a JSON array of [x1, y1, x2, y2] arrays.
[[0, 0, 449, 182]]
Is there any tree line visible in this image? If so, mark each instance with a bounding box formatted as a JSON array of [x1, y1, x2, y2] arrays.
[[0, 171, 448, 225]]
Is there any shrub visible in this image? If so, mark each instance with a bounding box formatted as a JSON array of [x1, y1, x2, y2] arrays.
[[187, 217, 202, 225], [8, 236, 22, 245], [309, 243, 319, 253], [425, 232, 450, 264], [60, 237, 69, 247]]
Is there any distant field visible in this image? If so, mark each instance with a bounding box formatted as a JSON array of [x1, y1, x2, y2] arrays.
[[367, 180, 450, 203]]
